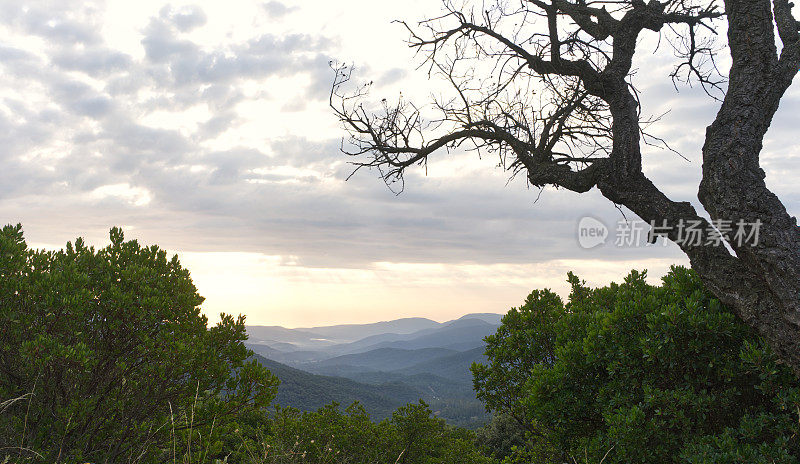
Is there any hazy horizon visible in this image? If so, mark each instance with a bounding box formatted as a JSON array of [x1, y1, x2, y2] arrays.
[[246, 311, 503, 330]]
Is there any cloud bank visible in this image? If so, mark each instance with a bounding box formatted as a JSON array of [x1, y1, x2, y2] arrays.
[[0, 0, 796, 324]]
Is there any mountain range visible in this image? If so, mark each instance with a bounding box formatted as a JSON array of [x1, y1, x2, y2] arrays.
[[247, 313, 503, 427]]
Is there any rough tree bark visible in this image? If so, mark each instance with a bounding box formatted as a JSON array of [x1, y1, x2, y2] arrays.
[[331, 0, 800, 373]]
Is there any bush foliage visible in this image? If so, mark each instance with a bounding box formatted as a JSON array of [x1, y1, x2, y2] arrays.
[[229, 400, 492, 464], [472, 266, 800, 463], [0, 225, 278, 463]]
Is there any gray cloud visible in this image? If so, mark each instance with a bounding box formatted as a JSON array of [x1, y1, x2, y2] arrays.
[[262, 1, 297, 18], [161, 5, 208, 32], [0, 0, 795, 275], [51, 47, 133, 75], [0, 1, 102, 45], [141, 20, 200, 63], [199, 111, 239, 137], [0, 45, 35, 62], [379, 68, 408, 86], [49, 78, 115, 118]]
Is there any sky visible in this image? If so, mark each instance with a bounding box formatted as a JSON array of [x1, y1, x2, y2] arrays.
[[1, 0, 798, 327]]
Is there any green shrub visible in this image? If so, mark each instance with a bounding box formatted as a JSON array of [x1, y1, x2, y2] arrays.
[[472, 266, 800, 463], [232, 400, 494, 464], [0, 224, 278, 463]]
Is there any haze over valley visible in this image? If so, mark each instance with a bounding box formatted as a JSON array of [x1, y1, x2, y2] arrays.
[[247, 313, 503, 426]]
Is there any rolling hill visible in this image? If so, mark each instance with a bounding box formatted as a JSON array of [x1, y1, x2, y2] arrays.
[[360, 319, 497, 352], [455, 313, 503, 325], [296, 317, 441, 341], [253, 354, 488, 426], [246, 313, 503, 428], [252, 354, 422, 420], [246, 314, 501, 365], [310, 347, 458, 372], [398, 346, 487, 383]]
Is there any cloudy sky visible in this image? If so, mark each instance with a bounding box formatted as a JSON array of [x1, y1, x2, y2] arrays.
[[1, 0, 798, 327]]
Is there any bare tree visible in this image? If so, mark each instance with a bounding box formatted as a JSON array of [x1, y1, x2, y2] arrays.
[[330, 0, 800, 373]]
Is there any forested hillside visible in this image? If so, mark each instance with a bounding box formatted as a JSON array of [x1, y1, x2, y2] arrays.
[[246, 314, 499, 427], [253, 354, 489, 427], [252, 354, 423, 420]]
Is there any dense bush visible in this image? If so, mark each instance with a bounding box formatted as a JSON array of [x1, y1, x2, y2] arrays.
[[472, 266, 800, 463], [0, 225, 278, 463], [230, 400, 494, 464], [474, 412, 528, 462]]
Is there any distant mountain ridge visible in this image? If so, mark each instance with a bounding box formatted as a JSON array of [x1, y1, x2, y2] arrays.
[[246, 312, 504, 428], [246, 313, 502, 349], [360, 319, 496, 353], [455, 313, 503, 325], [314, 347, 458, 371], [296, 317, 441, 341], [246, 313, 501, 368]]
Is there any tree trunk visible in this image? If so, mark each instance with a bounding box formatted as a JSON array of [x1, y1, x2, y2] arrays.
[[693, 0, 800, 373], [597, 0, 800, 374]]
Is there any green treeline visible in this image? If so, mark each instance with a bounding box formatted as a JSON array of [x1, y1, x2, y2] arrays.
[[223, 401, 492, 464], [1, 225, 799, 463], [252, 354, 488, 427]]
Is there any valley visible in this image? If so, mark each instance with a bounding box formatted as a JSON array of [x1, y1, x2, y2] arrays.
[[247, 313, 502, 427]]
